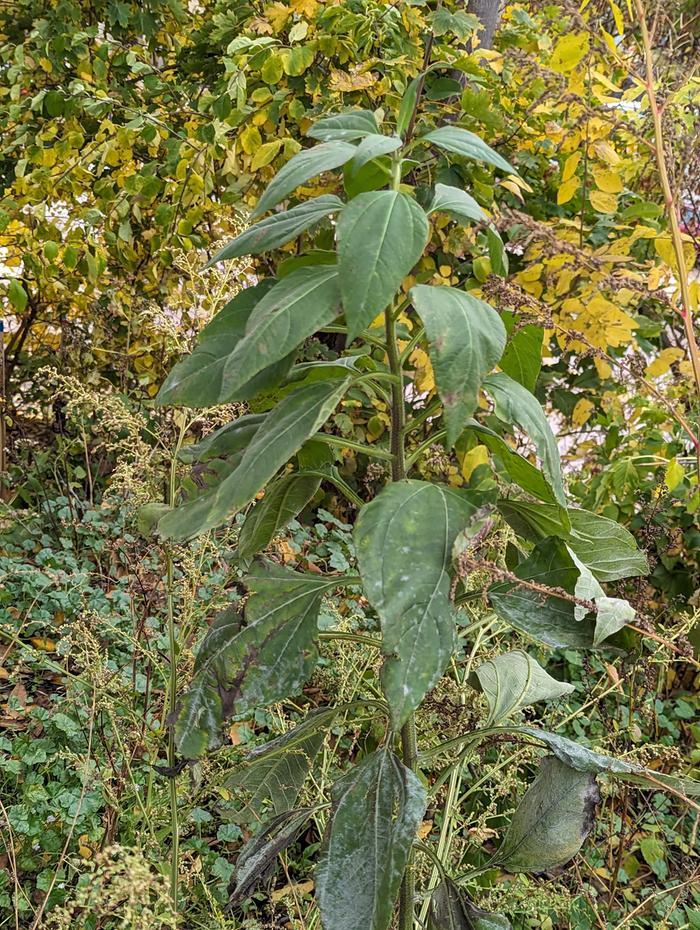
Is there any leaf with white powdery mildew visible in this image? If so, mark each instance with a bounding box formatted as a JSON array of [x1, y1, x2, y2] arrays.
[[429, 877, 511, 930], [470, 650, 574, 725]]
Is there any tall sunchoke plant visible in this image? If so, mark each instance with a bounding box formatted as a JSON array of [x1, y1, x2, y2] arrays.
[[152, 95, 700, 928]]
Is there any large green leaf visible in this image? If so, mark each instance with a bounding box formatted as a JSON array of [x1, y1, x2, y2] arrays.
[[252, 141, 357, 218], [308, 109, 380, 142], [488, 538, 598, 649], [429, 878, 511, 930], [229, 808, 315, 906], [316, 748, 426, 930], [496, 756, 599, 873], [510, 726, 700, 798], [420, 126, 516, 174], [227, 708, 337, 817], [470, 651, 574, 725], [355, 480, 478, 726], [158, 378, 350, 540], [157, 281, 292, 407], [337, 191, 429, 341], [179, 414, 266, 464], [465, 422, 566, 516], [206, 196, 343, 265], [176, 565, 339, 758], [410, 286, 506, 447], [219, 265, 342, 400], [499, 313, 542, 393], [484, 373, 566, 508], [238, 473, 321, 564], [348, 134, 402, 173], [428, 182, 489, 225]]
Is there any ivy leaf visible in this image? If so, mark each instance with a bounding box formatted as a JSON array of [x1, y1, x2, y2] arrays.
[[175, 565, 339, 758], [227, 708, 337, 816], [238, 473, 321, 564], [337, 191, 429, 341], [420, 126, 516, 175], [157, 281, 292, 407], [488, 538, 598, 649], [307, 109, 380, 142], [428, 183, 489, 225], [179, 414, 266, 464], [355, 480, 479, 726], [206, 196, 344, 264], [499, 313, 542, 393], [483, 373, 567, 508], [252, 141, 357, 218], [316, 748, 426, 930], [229, 808, 315, 906], [429, 877, 511, 930], [470, 651, 574, 725], [495, 756, 599, 873], [158, 378, 350, 540], [410, 286, 506, 447], [220, 265, 342, 400]]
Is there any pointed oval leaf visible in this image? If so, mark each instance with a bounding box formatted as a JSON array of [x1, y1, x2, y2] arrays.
[[484, 373, 566, 508], [308, 109, 380, 142], [220, 265, 342, 400], [238, 473, 321, 564], [158, 378, 350, 540], [429, 878, 512, 930], [410, 285, 506, 447], [471, 651, 574, 725], [348, 133, 403, 173], [206, 196, 344, 265], [316, 748, 426, 930], [496, 756, 599, 873], [499, 313, 542, 392], [337, 190, 429, 341], [252, 141, 357, 219], [179, 414, 266, 464], [428, 182, 489, 225], [420, 126, 516, 175], [355, 480, 480, 726]]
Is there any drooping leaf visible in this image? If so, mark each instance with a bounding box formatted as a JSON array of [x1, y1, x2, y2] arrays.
[[227, 708, 337, 816], [175, 564, 339, 758], [420, 126, 516, 175], [220, 265, 342, 400], [484, 373, 566, 508], [158, 378, 350, 540], [252, 141, 357, 218], [206, 196, 343, 264], [496, 756, 599, 873], [337, 190, 429, 341], [567, 547, 636, 643], [488, 538, 598, 649], [429, 877, 511, 930], [348, 134, 402, 173], [487, 226, 509, 277], [157, 281, 292, 407], [355, 480, 479, 726], [308, 109, 380, 142], [238, 473, 321, 564], [229, 807, 315, 905], [410, 286, 506, 447], [179, 414, 266, 464], [511, 726, 700, 799], [499, 313, 542, 393], [316, 748, 426, 930], [427, 182, 489, 225], [470, 651, 574, 725]]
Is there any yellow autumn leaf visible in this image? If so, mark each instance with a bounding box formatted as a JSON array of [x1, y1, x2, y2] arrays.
[[664, 457, 685, 491], [461, 445, 489, 480], [594, 357, 613, 379], [592, 167, 623, 193], [328, 67, 376, 92], [251, 139, 283, 171], [290, 0, 318, 17], [549, 33, 590, 73], [654, 235, 696, 275], [266, 2, 291, 32], [609, 0, 625, 33], [239, 125, 263, 154], [572, 398, 594, 427], [409, 347, 435, 393], [592, 139, 621, 165], [557, 176, 580, 205], [30, 637, 57, 652], [498, 178, 524, 201], [562, 151, 582, 182], [645, 347, 685, 378], [589, 189, 618, 213]]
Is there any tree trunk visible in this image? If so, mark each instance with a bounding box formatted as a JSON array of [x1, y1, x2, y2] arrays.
[[468, 0, 502, 50]]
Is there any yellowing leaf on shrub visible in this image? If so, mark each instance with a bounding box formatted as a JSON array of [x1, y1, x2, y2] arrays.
[[30, 637, 57, 652], [645, 348, 685, 378], [557, 176, 580, 205], [282, 45, 315, 76], [239, 125, 262, 154], [572, 398, 595, 427], [499, 178, 524, 201], [329, 67, 376, 92], [549, 33, 590, 73], [592, 167, 623, 193], [562, 151, 581, 182], [592, 139, 621, 165], [608, 0, 625, 33], [251, 140, 283, 171], [589, 189, 618, 213], [664, 457, 685, 491], [654, 235, 695, 275], [409, 347, 435, 393], [290, 0, 318, 16], [461, 444, 489, 480]]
